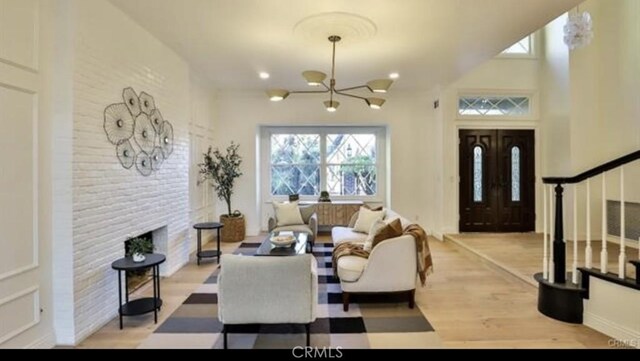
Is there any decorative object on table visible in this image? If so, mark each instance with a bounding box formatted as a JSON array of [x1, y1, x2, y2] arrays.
[[103, 87, 175, 176], [563, 7, 593, 50], [198, 142, 245, 242], [126, 236, 154, 263], [270, 233, 296, 247], [318, 190, 331, 202], [288, 194, 300, 202], [266, 35, 392, 112]]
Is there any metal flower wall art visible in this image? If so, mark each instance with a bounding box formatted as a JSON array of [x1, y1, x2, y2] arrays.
[[104, 87, 174, 176]]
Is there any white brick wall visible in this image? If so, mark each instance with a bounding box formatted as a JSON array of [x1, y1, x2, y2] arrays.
[[69, 0, 212, 343]]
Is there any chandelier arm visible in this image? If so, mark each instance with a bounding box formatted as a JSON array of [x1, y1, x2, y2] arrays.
[[289, 89, 331, 95], [335, 85, 370, 92], [334, 91, 367, 101], [320, 82, 331, 91]]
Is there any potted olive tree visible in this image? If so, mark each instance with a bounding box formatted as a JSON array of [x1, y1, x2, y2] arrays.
[[198, 142, 245, 242]]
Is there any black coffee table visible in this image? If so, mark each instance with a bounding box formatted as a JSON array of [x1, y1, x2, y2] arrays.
[[255, 231, 310, 256]]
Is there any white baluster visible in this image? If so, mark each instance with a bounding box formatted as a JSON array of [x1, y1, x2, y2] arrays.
[[586, 179, 592, 268], [572, 185, 579, 284], [601, 173, 608, 273], [543, 185, 548, 280], [549, 185, 555, 282], [619, 167, 626, 279]]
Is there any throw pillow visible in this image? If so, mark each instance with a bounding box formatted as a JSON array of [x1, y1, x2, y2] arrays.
[[371, 218, 404, 249], [299, 204, 316, 224], [363, 219, 386, 252], [273, 201, 304, 227], [352, 206, 385, 234]]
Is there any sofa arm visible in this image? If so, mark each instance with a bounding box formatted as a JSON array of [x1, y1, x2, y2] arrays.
[[348, 211, 360, 228], [268, 217, 276, 232], [355, 235, 417, 292], [308, 213, 318, 241]]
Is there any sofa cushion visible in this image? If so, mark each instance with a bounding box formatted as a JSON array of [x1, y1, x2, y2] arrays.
[[384, 209, 413, 231], [336, 255, 368, 282], [363, 219, 387, 252], [353, 207, 385, 234], [273, 201, 303, 227], [332, 227, 367, 246], [371, 218, 404, 249]]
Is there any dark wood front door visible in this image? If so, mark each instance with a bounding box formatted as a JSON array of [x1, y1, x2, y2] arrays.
[[459, 130, 535, 233]]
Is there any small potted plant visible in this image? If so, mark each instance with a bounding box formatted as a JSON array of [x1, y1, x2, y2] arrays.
[[127, 237, 153, 263], [198, 142, 245, 242]]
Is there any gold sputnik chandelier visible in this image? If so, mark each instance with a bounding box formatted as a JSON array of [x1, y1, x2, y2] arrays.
[[266, 35, 393, 112]]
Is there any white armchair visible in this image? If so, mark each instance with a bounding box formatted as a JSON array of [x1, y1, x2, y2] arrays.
[[217, 254, 318, 349], [268, 204, 318, 248]]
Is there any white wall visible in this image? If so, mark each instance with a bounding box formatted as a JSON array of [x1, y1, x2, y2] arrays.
[[569, 0, 640, 175], [554, 0, 640, 243], [583, 278, 640, 349], [438, 41, 542, 235], [0, 0, 69, 349], [214, 90, 437, 236], [189, 78, 217, 249], [0, 0, 216, 347], [70, 0, 192, 343]]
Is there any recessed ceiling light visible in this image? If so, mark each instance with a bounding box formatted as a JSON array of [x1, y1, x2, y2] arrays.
[[259, 72, 270, 79], [389, 72, 400, 79]]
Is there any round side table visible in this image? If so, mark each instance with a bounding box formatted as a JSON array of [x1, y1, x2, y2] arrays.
[[193, 222, 223, 265], [111, 253, 166, 329]]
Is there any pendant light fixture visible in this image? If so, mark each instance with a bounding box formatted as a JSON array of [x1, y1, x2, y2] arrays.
[[266, 35, 392, 112]]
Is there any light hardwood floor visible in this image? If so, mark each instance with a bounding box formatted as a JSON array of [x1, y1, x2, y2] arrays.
[[77, 234, 614, 349], [445, 233, 639, 286]]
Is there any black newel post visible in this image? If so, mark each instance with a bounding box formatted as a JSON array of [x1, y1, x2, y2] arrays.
[[554, 184, 566, 283]]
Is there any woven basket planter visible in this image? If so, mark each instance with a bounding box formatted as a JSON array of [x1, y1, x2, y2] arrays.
[[220, 214, 245, 243]]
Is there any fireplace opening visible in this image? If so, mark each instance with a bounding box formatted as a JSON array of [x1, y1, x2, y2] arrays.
[[124, 231, 154, 291]]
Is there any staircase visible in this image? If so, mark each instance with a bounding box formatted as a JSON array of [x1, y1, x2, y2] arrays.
[[537, 150, 640, 338]]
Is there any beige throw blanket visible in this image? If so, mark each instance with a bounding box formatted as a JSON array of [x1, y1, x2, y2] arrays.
[[332, 224, 434, 286], [404, 224, 434, 286]]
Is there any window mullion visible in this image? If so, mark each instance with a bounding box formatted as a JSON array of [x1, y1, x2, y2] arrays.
[[320, 132, 328, 195]]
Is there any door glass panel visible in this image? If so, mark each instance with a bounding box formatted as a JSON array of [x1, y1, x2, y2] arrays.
[[512, 146, 521, 202], [473, 146, 483, 203]]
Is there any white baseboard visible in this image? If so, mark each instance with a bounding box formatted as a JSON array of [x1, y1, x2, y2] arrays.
[[432, 232, 444, 241], [25, 332, 55, 349], [584, 312, 640, 349]]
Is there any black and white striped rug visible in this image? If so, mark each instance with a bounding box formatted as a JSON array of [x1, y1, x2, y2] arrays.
[[138, 242, 441, 349]]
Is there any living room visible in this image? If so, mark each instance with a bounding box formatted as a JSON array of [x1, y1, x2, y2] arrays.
[[1, 0, 639, 350]]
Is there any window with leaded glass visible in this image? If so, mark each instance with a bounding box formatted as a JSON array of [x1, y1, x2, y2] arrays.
[[326, 134, 377, 197], [459, 96, 531, 117], [511, 146, 521, 202], [473, 146, 483, 203], [267, 128, 382, 199], [270, 134, 321, 196], [501, 35, 533, 55]]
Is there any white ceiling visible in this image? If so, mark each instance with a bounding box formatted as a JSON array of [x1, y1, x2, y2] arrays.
[[109, 0, 581, 91]]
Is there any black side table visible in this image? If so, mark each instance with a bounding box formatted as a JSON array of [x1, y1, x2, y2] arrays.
[[111, 253, 166, 329], [193, 222, 223, 265]]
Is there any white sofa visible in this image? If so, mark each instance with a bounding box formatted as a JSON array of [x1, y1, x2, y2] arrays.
[[217, 254, 318, 348], [331, 209, 417, 311]]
